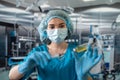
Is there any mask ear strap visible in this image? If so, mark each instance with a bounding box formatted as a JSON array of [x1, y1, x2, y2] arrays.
[[65, 29, 71, 40], [43, 38, 51, 45], [41, 30, 51, 45]]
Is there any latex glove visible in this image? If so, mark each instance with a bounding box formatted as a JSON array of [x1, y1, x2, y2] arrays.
[[73, 45, 102, 80], [18, 51, 51, 74]]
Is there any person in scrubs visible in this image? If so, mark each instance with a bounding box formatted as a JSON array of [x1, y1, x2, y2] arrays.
[[9, 9, 102, 80]]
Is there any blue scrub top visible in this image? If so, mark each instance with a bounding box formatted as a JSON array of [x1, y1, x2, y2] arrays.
[[24, 43, 78, 80]]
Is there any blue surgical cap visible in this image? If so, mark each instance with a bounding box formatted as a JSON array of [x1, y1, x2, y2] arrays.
[[38, 10, 73, 42]]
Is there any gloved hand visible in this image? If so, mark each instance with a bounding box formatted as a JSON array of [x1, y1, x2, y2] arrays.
[[18, 51, 51, 74], [73, 45, 102, 80]]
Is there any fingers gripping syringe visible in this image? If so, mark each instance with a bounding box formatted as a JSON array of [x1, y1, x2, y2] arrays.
[[73, 25, 103, 54]]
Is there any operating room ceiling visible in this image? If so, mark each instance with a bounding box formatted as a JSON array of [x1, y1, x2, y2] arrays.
[[1, 0, 120, 10], [0, 0, 120, 28]]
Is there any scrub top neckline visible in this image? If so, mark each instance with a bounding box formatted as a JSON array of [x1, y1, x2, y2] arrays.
[[45, 44, 69, 59]]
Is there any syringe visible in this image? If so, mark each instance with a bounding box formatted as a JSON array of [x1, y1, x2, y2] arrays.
[[73, 25, 103, 53]]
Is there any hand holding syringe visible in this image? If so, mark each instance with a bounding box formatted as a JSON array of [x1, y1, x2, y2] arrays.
[[73, 25, 103, 78], [73, 25, 103, 54]]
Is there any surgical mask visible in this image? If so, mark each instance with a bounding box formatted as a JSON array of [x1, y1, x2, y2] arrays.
[[47, 28, 68, 43]]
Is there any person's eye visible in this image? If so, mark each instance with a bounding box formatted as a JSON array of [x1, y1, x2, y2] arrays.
[[48, 25, 55, 29], [59, 24, 66, 28], [50, 26, 55, 29]]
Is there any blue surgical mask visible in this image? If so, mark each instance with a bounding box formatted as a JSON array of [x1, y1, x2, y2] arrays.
[[47, 28, 68, 43]]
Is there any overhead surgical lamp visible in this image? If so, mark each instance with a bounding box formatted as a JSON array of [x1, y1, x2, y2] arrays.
[[16, 0, 24, 7], [25, 0, 40, 11], [25, 3, 34, 11]]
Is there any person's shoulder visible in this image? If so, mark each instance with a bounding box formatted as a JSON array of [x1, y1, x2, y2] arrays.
[[32, 44, 47, 52], [26, 44, 47, 56]]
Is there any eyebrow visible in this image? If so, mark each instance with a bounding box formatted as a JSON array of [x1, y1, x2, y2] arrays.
[[59, 23, 65, 25], [48, 23, 65, 26]]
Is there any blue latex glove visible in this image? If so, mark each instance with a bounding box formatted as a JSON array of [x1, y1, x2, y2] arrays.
[[73, 45, 102, 80], [18, 51, 51, 74]]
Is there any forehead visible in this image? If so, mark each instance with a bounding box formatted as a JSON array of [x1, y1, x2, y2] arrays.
[[48, 18, 65, 24]]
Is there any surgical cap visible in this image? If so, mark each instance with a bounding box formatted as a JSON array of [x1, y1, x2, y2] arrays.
[[38, 9, 73, 42]]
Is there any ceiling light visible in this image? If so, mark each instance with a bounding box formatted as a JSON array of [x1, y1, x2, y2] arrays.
[[41, 3, 50, 8], [0, 8, 30, 14], [116, 15, 120, 22], [69, 13, 80, 17], [83, 0, 95, 2], [83, 7, 120, 13]]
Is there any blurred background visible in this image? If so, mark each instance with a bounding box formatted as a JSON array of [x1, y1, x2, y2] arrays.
[[1, 0, 120, 80]]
